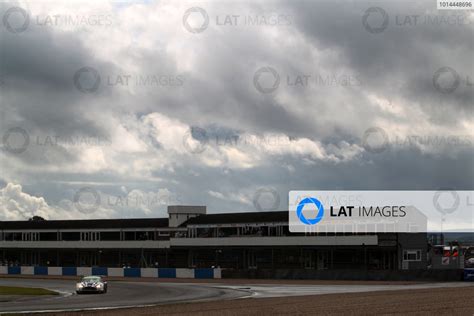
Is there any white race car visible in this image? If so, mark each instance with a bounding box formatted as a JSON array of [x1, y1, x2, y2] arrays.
[[76, 275, 108, 294]]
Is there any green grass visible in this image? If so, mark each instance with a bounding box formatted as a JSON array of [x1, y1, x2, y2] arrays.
[[0, 285, 59, 296]]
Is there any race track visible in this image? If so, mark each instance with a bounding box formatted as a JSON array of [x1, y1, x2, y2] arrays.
[[0, 278, 473, 313], [0, 278, 245, 313]]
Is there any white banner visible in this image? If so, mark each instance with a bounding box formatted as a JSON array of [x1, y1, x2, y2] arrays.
[[289, 191, 473, 233]]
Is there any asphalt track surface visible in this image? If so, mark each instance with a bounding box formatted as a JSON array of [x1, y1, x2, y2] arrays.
[[0, 278, 245, 313], [0, 278, 473, 313]]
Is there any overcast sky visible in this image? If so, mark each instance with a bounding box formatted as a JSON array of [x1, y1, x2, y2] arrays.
[[0, 0, 472, 221]]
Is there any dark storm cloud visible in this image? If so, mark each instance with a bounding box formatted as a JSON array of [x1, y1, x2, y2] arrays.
[[284, 0, 473, 123], [0, 3, 118, 135], [0, 5, 119, 170], [0, 0, 472, 220]]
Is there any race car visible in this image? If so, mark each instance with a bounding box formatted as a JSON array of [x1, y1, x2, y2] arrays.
[[76, 275, 108, 294]]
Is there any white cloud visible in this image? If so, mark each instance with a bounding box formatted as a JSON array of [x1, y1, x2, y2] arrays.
[[0, 182, 181, 220], [0, 0, 472, 220], [0, 183, 111, 220]]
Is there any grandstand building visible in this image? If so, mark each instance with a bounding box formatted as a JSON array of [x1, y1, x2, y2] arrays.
[[0, 206, 427, 270]]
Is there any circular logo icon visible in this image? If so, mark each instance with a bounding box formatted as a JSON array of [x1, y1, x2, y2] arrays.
[[73, 67, 101, 93], [182, 127, 208, 154], [362, 127, 389, 154], [433, 67, 460, 94], [3, 7, 30, 34], [297, 197, 324, 225], [253, 188, 280, 211], [73, 187, 101, 214], [253, 67, 280, 94], [2, 127, 29, 154], [362, 7, 389, 34], [183, 7, 209, 33], [433, 190, 460, 215]]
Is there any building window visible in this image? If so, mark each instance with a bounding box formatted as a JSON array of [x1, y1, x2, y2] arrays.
[[403, 249, 421, 261], [39, 232, 57, 241], [124, 231, 136, 240], [4, 232, 22, 241], [137, 231, 154, 240], [100, 231, 121, 241], [62, 232, 80, 241]]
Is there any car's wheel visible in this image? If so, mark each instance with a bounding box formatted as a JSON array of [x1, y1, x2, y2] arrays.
[[76, 291, 81, 294]]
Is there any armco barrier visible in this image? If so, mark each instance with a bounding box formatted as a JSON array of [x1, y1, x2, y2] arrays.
[[176, 268, 194, 278], [77, 267, 92, 276], [62, 267, 77, 276], [158, 268, 176, 278], [92, 267, 108, 276], [464, 268, 474, 281], [34, 266, 48, 275], [8, 266, 20, 275], [0, 266, 221, 279], [195, 268, 214, 279], [21, 266, 33, 275], [107, 267, 123, 277], [124, 268, 141, 277], [48, 267, 62, 276], [141, 268, 157, 278]]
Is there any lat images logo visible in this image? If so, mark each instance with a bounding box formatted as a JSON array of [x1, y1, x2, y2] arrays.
[[296, 197, 324, 225], [289, 191, 474, 233]]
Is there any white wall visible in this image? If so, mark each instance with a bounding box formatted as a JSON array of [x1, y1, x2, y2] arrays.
[[21, 266, 34, 275], [176, 268, 194, 278], [76, 267, 92, 276], [48, 267, 62, 275], [108, 268, 123, 277], [141, 268, 158, 278]]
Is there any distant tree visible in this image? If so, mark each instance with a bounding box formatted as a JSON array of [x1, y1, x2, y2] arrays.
[[28, 216, 46, 221]]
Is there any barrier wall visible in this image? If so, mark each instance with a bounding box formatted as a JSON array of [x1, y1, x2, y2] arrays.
[[0, 266, 221, 279], [464, 268, 474, 281]]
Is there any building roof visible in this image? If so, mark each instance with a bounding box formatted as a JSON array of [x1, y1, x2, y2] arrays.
[[184, 211, 287, 226], [0, 218, 168, 230], [0, 211, 289, 230]]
